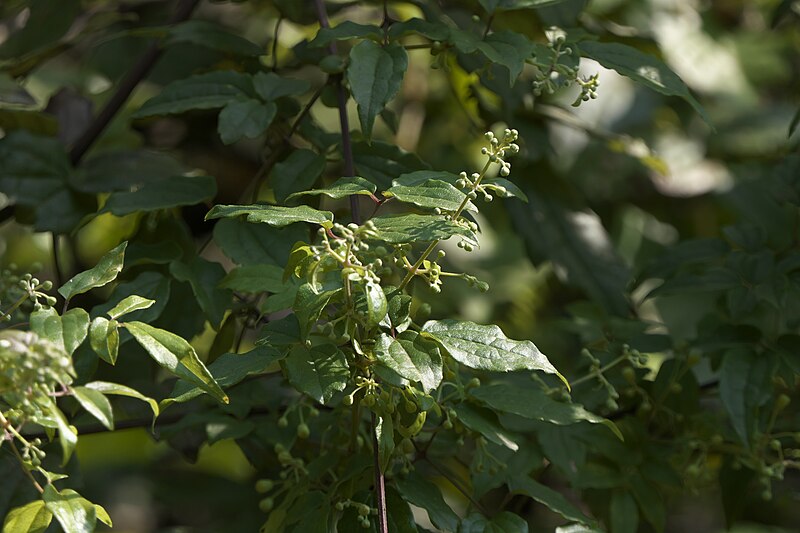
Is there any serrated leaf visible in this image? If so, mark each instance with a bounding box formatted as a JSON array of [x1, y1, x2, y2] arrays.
[[470, 384, 622, 439], [460, 511, 528, 533], [2, 500, 52, 533], [213, 217, 307, 266], [384, 180, 475, 212], [284, 343, 349, 404], [84, 381, 159, 426], [253, 72, 311, 100], [42, 486, 96, 533], [29, 307, 89, 356], [106, 295, 155, 320], [310, 21, 382, 47], [89, 317, 119, 364], [374, 331, 442, 393], [396, 471, 460, 531], [287, 176, 376, 202], [217, 99, 276, 145], [59, 242, 127, 303], [102, 175, 217, 216], [166, 345, 286, 405], [169, 257, 231, 329], [509, 477, 597, 527], [206, 204, 333, 227], [133, 71, 254, 117], [370, 214, 476, 244], [72, 386, 114, 430], [347, 40, 408, 139], [422, 319, 564, 382], [124, 321, 228, 404], [454, 402, 519, 450], [168, 20, 263, 56], [577, 41, 711, 125]]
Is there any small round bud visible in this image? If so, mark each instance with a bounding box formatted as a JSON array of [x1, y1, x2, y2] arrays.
[[259, 497, 274, 513], [335, 501, 345, 511], [277, 417, 288, 428], [255, 479, 274, 493], [297, 423, 310, 439], [484, 132, 494, 140], [500, 165, 510, 177]]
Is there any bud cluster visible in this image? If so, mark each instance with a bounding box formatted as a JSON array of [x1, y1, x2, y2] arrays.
[[531, 27, 599, 106]]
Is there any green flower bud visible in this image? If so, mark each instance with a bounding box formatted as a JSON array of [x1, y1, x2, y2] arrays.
[[297, 423, 310, 439], [259, 497, 274, 512], [255, 479, 274, 493]]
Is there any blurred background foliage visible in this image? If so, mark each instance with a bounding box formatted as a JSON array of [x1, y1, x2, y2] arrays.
[[1, 0, 800, 532]]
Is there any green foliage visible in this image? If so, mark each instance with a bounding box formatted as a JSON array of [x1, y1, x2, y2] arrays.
[[0, 0, 798, 532]]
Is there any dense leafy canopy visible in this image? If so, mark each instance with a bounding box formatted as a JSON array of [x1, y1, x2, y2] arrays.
[[0, 0, 798, 532]]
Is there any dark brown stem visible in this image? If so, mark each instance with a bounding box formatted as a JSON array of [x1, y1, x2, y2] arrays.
[[371, 412, 389, 533], [313, 0, 360, 224], [7, 437, 44, 493], [68, 0, 201, 165], [51, 234, 63, 288]]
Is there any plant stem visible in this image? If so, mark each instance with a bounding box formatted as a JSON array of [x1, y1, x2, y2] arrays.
[[371, 412, 388, 533], [1, 412, 44, 494], [313, 0, 360, 225], [570, 354, 627, 388], [398, 159, 492, 290], [0, 293, 29, 322], [51, 234, 64, 288], [68, 0, 201, 165]]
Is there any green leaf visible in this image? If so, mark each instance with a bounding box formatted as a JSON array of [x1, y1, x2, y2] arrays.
[[106, 295, 155, 320], [396, 472, 460, 531], [102, 175, 217, 216], [483, 178, 528, 202], [719, 348, 775, 448], [384, 180, 475, 212], [168, 20, 263, 56], [454, 402, 519, 451], [84, 381, 159, 426], [89, 317, 119, 364], [272, 149, 327, 204], [133, 71, 255, 117], [374, 331, 443, 393], [364, 279, 388, 327], [72, 386, 114, 430], [460, 511, 529, 533], [0, 130, 69, 208], [2, 500, 53, 533], [370, 214, 477, 244], [422, 319, 565, 383], [385, 487, 418, 533], [629, 476, 665, 532], [219, 264, 287, 293], [310, 21, 382, 47], [59, 242, 127, 303], [294, 284, 342, 339], [206, 204, 334, 227], [93, 271, 170, 324], [287, 176, 377, 202], [347, 40, 408, 139], [353, 140, 429, 190], [478, 30, 535, 84], [124, 321, 228, 404], [29, 307, 89, 356], [508, 191, 631, 317], [72, 149, 187, 194], [376, 414, 394, 473], [577, 41, 711, 125], [610, 490, 638, 533], [284, 343, 349, 404], [388, 18, 451, 41], [217, 99, 276, 145], [213, 218, 307, 266], [0, 0, 80, 61], [253, 72, 311, 101], [470, 384, 622, 439], [42, 399, 77, 466], [509, 477, 596, 527], [169, 257, 232, 329], [167, 345, 286, 405], [42, 486, 96, 533]]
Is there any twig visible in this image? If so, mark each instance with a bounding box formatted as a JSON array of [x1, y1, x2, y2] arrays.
[[313, 0, 360, 225], [68, 0, 201, 165], [51, 234, 64, 288], [371, 412, 388, 533]]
